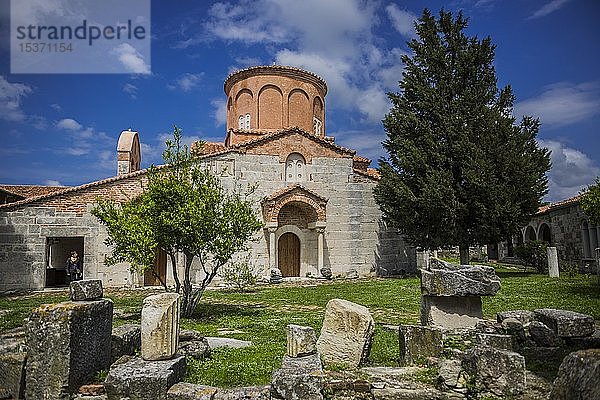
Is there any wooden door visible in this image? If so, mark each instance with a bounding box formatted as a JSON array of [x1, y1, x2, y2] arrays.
[[278, 232, 300, 277], [144, 248, 167, 286]]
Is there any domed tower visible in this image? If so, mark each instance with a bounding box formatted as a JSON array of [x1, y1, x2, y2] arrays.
[[224, 66, 327, 143]]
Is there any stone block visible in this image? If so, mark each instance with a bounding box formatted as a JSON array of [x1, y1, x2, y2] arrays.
[[496, 310, 535, 324], [463, 346, 525, 397], [475, 333, 515, 351], [178, 337, 210, 361], [70, 279, 103, 301], [271, 354, 324, 400], [527, 321, 561, 347], [167, 382, 217, 400], [111, 324, 141, 363], [286, 324, 317, 358], [26, 299, 113, 399], [214, 385, 271, 400], [0, 352, 26, 399], [534, 308, 595, 337], [398, 325, 443, 365], [206, 337, 252, 350], [419, 263, 500, 296], [141, 293, 181, 361], [438, 358, 463, 388], [420, 295, 483, 329], [104, 355, 186, 400], [316, 299, 374, 369], [550, 348, 600, 400]]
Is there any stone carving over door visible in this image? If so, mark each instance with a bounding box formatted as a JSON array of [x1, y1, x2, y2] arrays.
[[261, 184, 327, 224]]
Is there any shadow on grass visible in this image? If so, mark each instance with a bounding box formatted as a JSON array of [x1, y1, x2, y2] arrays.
[[191, 302, 266, 321], [495, 270, 538, 279]]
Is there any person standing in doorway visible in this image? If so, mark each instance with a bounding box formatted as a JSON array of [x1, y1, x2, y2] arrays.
[[66, 251, 82, 282]]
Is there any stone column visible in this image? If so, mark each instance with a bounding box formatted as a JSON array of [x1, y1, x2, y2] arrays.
[[416, 251, 429, 269], [317, 228, 324, 272], [141, 293, 181, 361], [589, 225, 598, 256], [266, 223, 278, 269], [547, 246, 559, 278]]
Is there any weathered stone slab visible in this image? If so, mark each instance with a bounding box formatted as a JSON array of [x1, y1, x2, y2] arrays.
[[437, 358, 464, 389], [104, 355, 186, 400], [420, 262, 500, 296], [287, 324, 317, 358], [534, 308, 595, 337], [141, 293, 181, 361], [206, 337, 252, 350], [475, 333, 515, 351], [0, 352, 26, 400], [111, 324, 141, 363], [496, 310, 535, 324], [421, 295, 482, 329], [527, 321, 561, 347], [214, 385, 271, 400], [178, 338, 210, 360], [316, 299, 374, 369], [398, 325, 443, 365], [549, 348, 600, 400], [463, 346, 526, 397], [167, 382, 217, 400], [271, 353, 324, 400], [70, 279, 103, 301], [26, 299, 113, 399]]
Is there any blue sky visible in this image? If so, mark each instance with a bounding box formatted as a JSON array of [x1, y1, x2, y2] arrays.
[[0, 0, 598, 202]]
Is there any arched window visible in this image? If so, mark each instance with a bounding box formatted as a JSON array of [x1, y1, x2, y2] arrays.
[[285, 153, 306, 182], [244, 113, 251, 129], [313, 117, 322, 136], [238, 115, 244, 129]]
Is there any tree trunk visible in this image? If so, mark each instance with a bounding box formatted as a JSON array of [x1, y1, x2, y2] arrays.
[[459, 244, 470, 266], [181, 252, 195, 317]]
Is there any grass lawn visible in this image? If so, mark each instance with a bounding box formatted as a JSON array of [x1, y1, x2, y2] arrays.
[[1, 269, 598, 388]]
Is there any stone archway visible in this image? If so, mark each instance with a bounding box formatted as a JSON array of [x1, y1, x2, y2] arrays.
[[525, 226, 537, 242]]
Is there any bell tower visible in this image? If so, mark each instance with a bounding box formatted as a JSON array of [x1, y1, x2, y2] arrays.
[[116, 129, 141, 175]]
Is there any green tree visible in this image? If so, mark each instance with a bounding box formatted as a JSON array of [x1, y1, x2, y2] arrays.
[[93, 126, 262, 316], [580, 177, 600, 226], [374, 9, 551, 265]]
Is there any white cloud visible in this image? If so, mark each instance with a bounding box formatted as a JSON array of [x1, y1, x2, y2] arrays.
[[0, 76, 32, 122], [211, 99, 227, 126], [168, 73, 204, 92], [123, 83, 138, 99], [196, 0, 403, 124], [514, 82, 600, 129], [50, 103, 62, 112], [56, 118, 82, 131], [111, 43, 151, 74], [528, 0, 570, 19], [43, 179, 62, 186], [385, 4, 416, 37], [538, 139, 600, 201]]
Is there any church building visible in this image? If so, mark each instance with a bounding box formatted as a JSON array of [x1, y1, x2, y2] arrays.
[[0, 66, 415, 292]]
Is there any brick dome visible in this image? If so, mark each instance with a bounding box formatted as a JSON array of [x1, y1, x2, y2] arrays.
[[224, 65, 327, 136]]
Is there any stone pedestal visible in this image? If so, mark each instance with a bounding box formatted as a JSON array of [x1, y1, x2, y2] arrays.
[[547, 247, 559, 278], [104, 355, 186, 400], [287, 324, 317, 358], [26, 299, 113, 399], [141, 293, 181, 361], [421, 295, 483, 329], [316, 299, 373, 369]]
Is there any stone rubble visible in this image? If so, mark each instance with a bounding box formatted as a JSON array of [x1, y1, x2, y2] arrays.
[[271, 353, 324, 400], [69, 279, 104, 301], [286, 324, 317, 358], [549, 348, 600, 400], [316, 299, 374, 369], [111, 324, 141, 363], [534, 308, 595, 338], [398, 325, 443, 366]]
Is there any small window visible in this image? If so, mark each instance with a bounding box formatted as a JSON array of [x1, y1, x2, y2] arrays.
[[285, 153, 306, 182], [238, 115, 244, 129], [313, 117, 322, 135], [244, 113, 251, 129]]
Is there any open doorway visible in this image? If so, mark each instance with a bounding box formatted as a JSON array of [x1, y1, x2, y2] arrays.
[[45, 237, 84, 287], [144, 248, 167, 286]]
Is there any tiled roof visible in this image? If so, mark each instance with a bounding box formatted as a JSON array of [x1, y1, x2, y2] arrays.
[[228, 127, 356, 156], [191, 141, 226, 155], [353, 155, 371, 163], [0, 185, 67, 198], [263, 184, 328, 203], [353, 168, 380, 181], [224, 65, 327, 94], [536, 194, 581, 215]]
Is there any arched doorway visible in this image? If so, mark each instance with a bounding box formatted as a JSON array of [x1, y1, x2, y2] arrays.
[[539, 223, 551, 244], [525, 226, 536, 242], [278, 232, 300, 277]]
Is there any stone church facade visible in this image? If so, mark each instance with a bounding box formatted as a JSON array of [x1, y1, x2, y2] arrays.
[[0, 66, 415, 292]]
